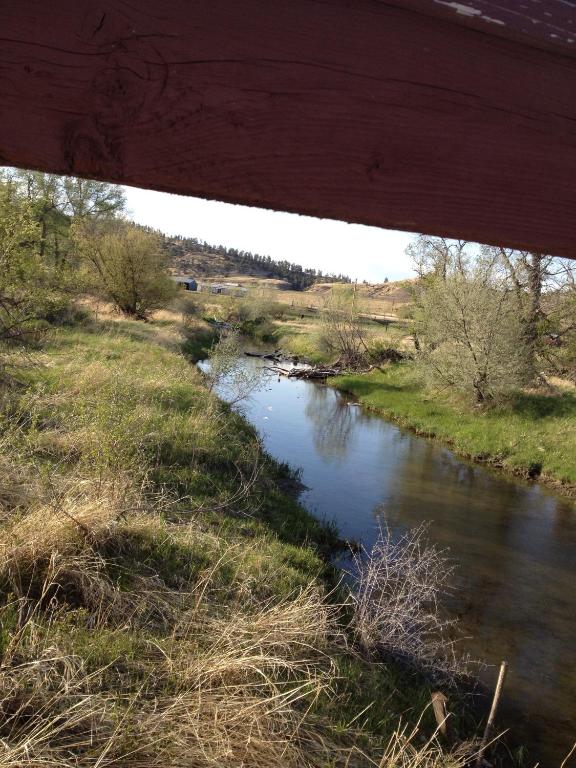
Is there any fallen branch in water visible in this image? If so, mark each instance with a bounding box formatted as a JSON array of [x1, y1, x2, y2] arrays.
[[266, 362, 390, 380], [265, 365, 342, 380], [262, 346, 409, 380]]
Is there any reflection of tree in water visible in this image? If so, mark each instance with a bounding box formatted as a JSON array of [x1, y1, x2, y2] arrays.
[[304, 386, 355, 460], [370, 435, 576, 723]]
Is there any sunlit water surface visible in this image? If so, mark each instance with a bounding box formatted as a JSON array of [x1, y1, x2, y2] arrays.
[[202, 359, 576, 765]]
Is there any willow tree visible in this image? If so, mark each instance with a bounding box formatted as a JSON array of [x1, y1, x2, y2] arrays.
[[408, 238, 530, 403], [0, 179, 70, 371], [418, 275, 529, 402], [73, 220, 176, 319]]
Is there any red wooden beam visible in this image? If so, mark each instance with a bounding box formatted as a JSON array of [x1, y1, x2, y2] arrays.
[[388, 1, 576, 57], [1, 1, 576, 257]]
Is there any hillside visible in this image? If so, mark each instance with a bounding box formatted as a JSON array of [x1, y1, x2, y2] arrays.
[[307, 279, 414, 301], [303, 279, 415, 315], [164, 235, 351, 290]]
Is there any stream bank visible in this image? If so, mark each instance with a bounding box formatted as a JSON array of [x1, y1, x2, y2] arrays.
[[1, 317, 456, 768], [217, 354, 576, 766], [332, 363, 576, 499]]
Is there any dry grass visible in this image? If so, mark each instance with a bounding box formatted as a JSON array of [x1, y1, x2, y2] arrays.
[[0, 462, 468, 768], [0, 317, 475, 768], [1, 486, 122, 569], [0, 429, 340, 766], [0, 594, 466, 768], [0, 503, 327, 767], [377, 722, 471, 768], [272, 281, 413, 319], [0, 472, 334, 767], [0, 453, 39, 516]]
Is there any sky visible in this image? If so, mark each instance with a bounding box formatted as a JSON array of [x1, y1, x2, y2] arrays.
[[124, 185, 417, 283]]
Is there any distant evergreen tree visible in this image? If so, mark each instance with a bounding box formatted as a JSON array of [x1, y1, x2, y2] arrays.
[[163, 235, 352, 290]]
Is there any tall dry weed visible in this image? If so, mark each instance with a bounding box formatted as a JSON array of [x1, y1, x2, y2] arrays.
[[348, 524, 471, 686]]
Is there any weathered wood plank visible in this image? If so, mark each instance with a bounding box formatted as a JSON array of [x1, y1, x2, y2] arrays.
[[1, 0, 576, 257], [392, 1, 576, 56]]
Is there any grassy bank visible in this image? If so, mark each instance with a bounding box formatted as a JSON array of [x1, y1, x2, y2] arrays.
[[274, 314, 330, 364], [274, 313, 410, 366], [333, 363, 576, 494], [0, 309, 467, 767]]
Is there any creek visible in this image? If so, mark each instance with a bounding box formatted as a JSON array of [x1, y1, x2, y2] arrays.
[[202, 357, 576, 765]]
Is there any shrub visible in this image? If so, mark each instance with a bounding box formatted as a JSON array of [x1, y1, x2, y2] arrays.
[[416, 273, 529, 403], [73, 220, 177, 319], [0, 181, 68, 359], [203, 330, 265, 403], [319, 286, 368, 367], [348, 524, 470, 686]]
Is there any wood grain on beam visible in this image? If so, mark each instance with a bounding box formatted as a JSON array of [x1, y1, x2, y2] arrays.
[[391, 1, 576, 56], [1, 0, 575, 257]]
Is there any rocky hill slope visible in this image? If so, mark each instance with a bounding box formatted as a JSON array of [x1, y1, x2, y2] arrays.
[[164, 236, 351, 290]]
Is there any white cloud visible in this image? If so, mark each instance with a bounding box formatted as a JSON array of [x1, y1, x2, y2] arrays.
[[123, 186, 417, 283]]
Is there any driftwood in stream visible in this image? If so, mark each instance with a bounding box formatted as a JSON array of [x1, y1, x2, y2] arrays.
[[262, 347, 408, 380], [286, 367, 341, 379], [373, 347, 406, 364], [268, 364, 349, 380]]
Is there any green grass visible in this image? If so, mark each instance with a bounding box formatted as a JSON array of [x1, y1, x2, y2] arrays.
[[276, 314, 411, 366], [333, 363, 576, 490], [10, 319, 339, 557], [181, 322, 218, 361], [278, 320, 331, 364], [0, 312, 455, 764]]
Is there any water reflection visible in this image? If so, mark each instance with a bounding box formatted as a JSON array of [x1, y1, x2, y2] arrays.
[[305, 384, 356, 460], [219, 361, 576, 765]]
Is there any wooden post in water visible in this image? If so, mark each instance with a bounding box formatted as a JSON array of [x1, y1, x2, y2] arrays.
[[475, 661, 508, 767], [431, 691, 450, 740]]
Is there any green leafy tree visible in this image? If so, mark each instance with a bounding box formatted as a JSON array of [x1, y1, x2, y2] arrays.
[[62, 177, 126, 220], [417, 273, 529, 403], [8, 170, 69, 265], [2, 168, 125, 268], [408, 237, 529, 403], [73, 220, 176, 319], [0, 181, 66, 355]]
